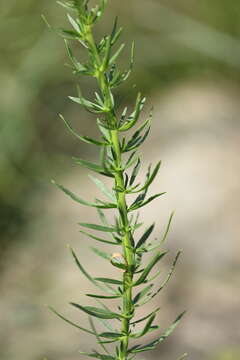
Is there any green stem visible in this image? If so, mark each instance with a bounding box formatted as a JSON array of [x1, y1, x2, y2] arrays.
[[111, 130, 134, 360], [85, 26, 134, 360]]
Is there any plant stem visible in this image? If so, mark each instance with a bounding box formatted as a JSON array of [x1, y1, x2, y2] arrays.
[[111, 129, 134, 359], [85, 26, 134, 360]]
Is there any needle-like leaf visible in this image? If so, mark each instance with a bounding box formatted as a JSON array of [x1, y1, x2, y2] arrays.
[[71, 303, 122, 319], [134, 251, 167, 286], [52, 180, 116, 209]]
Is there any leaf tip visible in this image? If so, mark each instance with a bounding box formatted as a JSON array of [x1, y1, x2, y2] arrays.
[[41, 14, 52, 29]]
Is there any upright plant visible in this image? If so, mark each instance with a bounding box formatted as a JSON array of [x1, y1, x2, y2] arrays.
[[51, 1, 186, 359]]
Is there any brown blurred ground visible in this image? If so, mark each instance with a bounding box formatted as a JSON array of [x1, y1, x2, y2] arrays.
[[1, 1, 240, 360]]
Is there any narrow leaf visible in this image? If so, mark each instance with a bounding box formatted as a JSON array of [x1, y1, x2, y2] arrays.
[[59, 114, 107, 145], [132, 161, 161, 193], [95, 277, 123, 285], [136, 223, 155, 250], [70, 247, 111, 293], [67, 14, 80, 33], [133, 284, 153, 305], [49, 306, 95, 335], [129, 158, 141, 186], [119, 93, 146, 131], [147, 212, 175, 251], [71, 303, 122, 319], [79, 223, 116, 233], [134, 251, 167, 286], [130, 308, 160, 325], [86, 294, 121, 299], [52, 180, 116, 209], [89, 175, 115, 201], [99, 332, 122, 339], [109, 43, 125, 65], [130, 311, 186, 353], [150, 251, 182, 300], [80, 230, 119, 245], [91, 247, 111, 260], [73, 157, 113, 177], [132, 312, 157, 338], [129, 192, 166, 212], [161, 211, 174, 245], [69, 95, 103, 113], [88, 317, 109, 355], [96, 318, 116, 332]]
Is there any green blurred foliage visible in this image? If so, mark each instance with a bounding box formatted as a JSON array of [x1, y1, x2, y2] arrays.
[[211, 348, 240, 360], [1, 0, 240, 251]]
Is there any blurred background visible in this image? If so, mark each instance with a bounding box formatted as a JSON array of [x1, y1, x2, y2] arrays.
[[1, 0, 240, 359]]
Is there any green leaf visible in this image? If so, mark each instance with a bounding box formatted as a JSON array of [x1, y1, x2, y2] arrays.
[[88, 317, 109, 355], [129, 311, 186, 353], [86, 294, 121, 299], [52, 180, 116, 209], [119, 93, 146, 131], [129, 192, 166, 212], [97, 118, 111, 142], [99, 332, 122, 339], [123, 117, 151, 153], [69, 95, 104, 113], [95, 277, 123, 285], [124, 151, 137, 169], [110, 42, 134, 88], [109, 43, 125, 65], [135, 223, 155, 250], [132, 312, 158, 338], [129, 158, 141, 186], [119, 106, 128, 126], [58, 28, 81, 40], [90, 247, 111, 260], [130, 308, 160, 325], [73, 157, 114, 177], [79, 223, 116, 233], [161, 211, 174, 245], [102, 35, 111, 69], [110, 258, 126, 270], [97, 208, 120, 244], [132, 221, 144, 232], [149, 251, 182, 301], [134, 251, 167, 286], [80, 230, 119, 245], [71, 303, 122, 319], [147, 212, 175, 252], [131, 161, 161, 193], [59, 114, 107, 145], [89, 175, 115, 201], [70, 247, 112, 293], [133, 284, 153, 305], [110, 17, 118, 44], [96, 318, 116, 332], [92, 0, 107, 23], [41, 14, 52, 30], [147, 269, 161, 283], [57, 1, 75, 10], [49, 306, 95, 335], [67, 14, 80, 33], [126, 127, 150, 152]]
